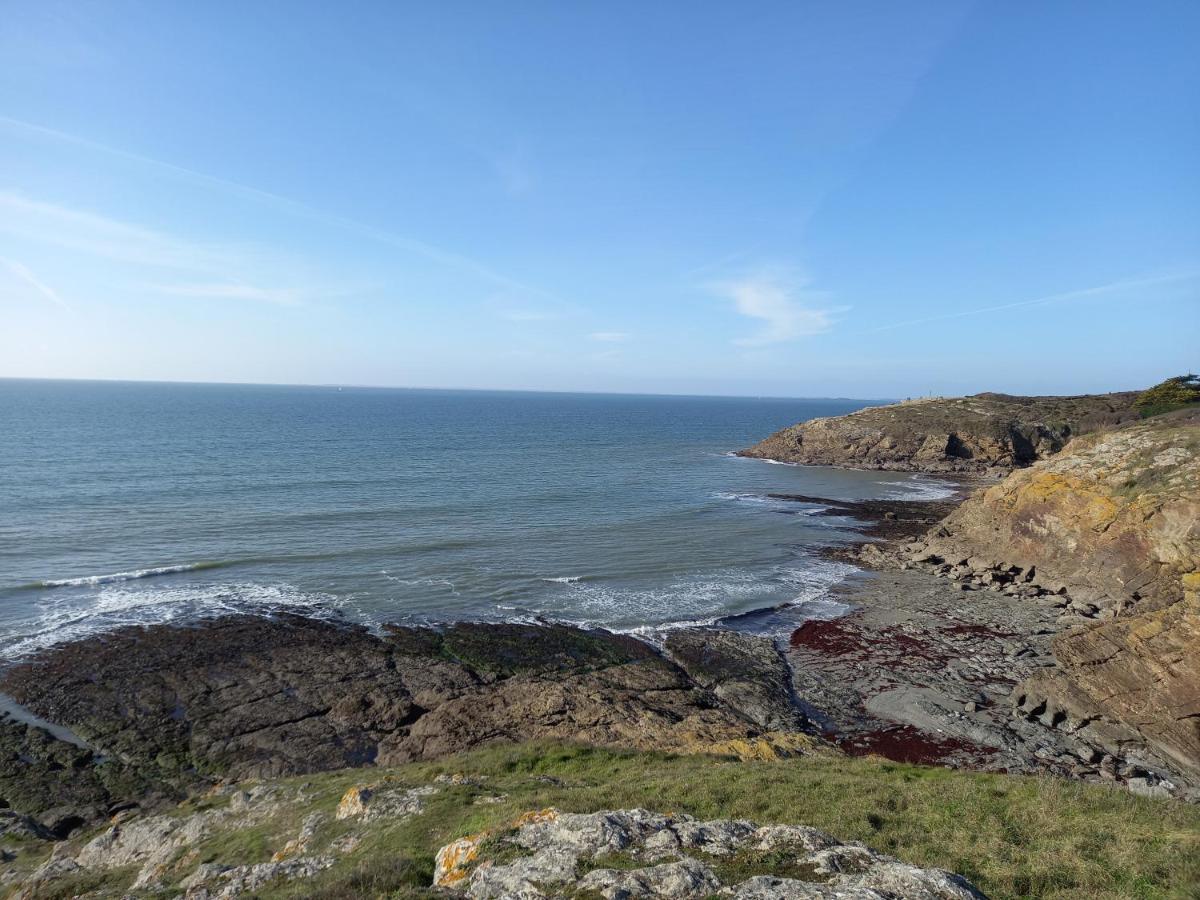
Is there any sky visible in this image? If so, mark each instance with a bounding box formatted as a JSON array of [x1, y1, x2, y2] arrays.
[[1, 1, 1197, 398]]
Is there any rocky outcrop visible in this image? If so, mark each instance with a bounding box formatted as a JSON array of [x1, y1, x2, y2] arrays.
[[662, 628, 805, 731], [7, 780, 369, 897], [0, 714, 168, 839], [7, 778, 992, 899], [0, 616, 818, 830], [905, 413, 1200, 778], [433, 807, 985, 899], [739, 391, 1139, 473]]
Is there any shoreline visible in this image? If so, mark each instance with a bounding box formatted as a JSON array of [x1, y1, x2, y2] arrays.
[[0, 466, 958, 664], [3, 461, 1194, 856]]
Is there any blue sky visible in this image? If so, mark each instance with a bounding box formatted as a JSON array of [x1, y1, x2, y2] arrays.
[[1, 1, 1197, 397]]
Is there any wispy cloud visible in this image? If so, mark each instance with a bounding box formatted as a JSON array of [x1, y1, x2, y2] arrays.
[[589, 331, 630, 342], [0, 114, 564, 305], [714, 273, 840, 345], [0, 192, 327, 308], [866, 271, 1200, 334], [0, 192, 228, 270], [500, 309, 558, 322], [147, 282, 306, 307], [1, 257, 69, 310]]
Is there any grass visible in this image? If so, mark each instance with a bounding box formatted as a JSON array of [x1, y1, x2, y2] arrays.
[[258, 743, 1200, 900], [14, 742, 1200, 899]]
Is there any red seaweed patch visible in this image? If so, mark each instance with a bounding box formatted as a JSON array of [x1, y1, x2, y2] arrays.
[[789, 619, 866, 655], [837, 725, 994, 766]]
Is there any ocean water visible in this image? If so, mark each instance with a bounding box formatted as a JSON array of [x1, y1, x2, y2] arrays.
[[0, 379, 955, 659]]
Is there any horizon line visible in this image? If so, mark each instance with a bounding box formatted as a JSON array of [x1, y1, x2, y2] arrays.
[[0, 374, 893, 404]]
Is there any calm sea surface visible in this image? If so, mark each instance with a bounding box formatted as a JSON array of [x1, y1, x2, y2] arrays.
[[0, 380, 955, 659]]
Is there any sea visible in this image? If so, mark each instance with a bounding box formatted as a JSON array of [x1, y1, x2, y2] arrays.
[[0, 379, 956, 660]]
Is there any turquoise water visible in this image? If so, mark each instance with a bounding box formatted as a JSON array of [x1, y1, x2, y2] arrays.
[[0, 379, 954, 658]]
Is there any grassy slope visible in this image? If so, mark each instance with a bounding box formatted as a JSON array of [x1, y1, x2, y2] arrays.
[[18, 744, 1200, 900]]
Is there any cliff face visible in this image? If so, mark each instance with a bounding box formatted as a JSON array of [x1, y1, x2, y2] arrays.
[[915, 412, 1200, 776], [739, 392, 1139, 473]]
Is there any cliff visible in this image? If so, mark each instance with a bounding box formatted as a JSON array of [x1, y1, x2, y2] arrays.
[[739, 391, 1140, 473], [908, 409, 1200, 777]]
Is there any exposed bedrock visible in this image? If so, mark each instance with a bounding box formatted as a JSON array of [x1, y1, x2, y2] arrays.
[[0, 616, 818, 832], [739, 392, 1140, 473], [662, 628, 805, 732], [436, 807, 985, 899], [900, 413, 1200, 778]]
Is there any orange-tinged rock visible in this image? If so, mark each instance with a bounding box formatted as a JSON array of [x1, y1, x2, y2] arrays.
[[917, 416, 1200, 775], [335, 786, 372, 820], [433, 833, 484, 886], [432, 809, 560, 887]]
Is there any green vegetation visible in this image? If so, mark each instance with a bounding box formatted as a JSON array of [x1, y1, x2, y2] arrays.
[[15, 743, 1200, 899], [262, 744, 1199, 900], [1136, 374, 1200, 418], [382, 622, 647, 678]]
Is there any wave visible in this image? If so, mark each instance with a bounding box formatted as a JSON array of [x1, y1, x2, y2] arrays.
[[36, 561, 227, 589], [1, 581, 347, 661], [541, 575, 585, 584], [522, 557, 856, 636], [713, 492, 828, 516], [379, 571, 461, 595], [880, 475, 958, 501], [722, 451, 797, 466], [712, 491, 782, 504]]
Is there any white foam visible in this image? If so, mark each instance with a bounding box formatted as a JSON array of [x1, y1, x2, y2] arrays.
[[541, 576, 584, 584], [723, 453, 798, 466], [712, 491, 784, 504], [40, 562, 216, 588], [379, 571, 461, 595], [1, 581, 345, 661], [776, 559, 859, 601], [880, 475, 958, 501], [525, 557, 855, 634], [618, 613, 727, 639]]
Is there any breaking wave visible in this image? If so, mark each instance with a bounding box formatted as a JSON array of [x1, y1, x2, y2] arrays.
[[36, 561, 227, 589], [1, 582, 346, 661], [880, 475, 959, 501]]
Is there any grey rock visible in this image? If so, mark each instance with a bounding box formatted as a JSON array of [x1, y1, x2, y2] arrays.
[[663, 628, 805, 731], [841, 860, 986, 898], [725, 877, 888, 898], [2, 616, 788, 827], [468, 848, 579, 899], [579, 858, 721, 898], [1125, 777, 1172, 800], [184, 855, 335, 898], [439, 808, 985, 899]]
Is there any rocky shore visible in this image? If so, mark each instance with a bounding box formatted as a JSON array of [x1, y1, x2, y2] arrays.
[[3, 388, 1198, 897], [737, 391, 1140, 473], [0, 616, 821, 840], [748, 400, 1200, 800]]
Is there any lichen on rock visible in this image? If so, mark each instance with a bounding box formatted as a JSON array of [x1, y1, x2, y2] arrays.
[[434, 807, 985, 899]]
